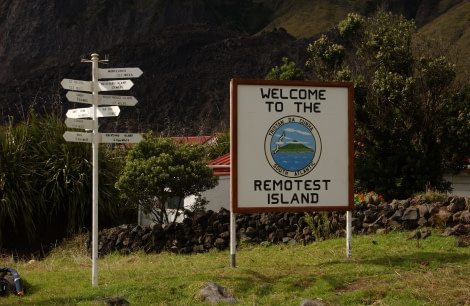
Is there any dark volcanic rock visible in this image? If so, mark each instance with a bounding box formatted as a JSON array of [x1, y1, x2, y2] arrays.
[[0, 0, 311, 135]]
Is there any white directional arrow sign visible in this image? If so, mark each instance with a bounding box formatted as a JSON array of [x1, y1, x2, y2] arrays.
[[66, 107, 91, 118], [98, 80, 133, 91], [65, 118, 94, 130], [97, 106, 120, 117], [61, 79, 92, 92], [66, 91, 93, 104], [66, 91, 138, 106], [99, 133, 142, 143], [63, 131, 92, 143], [98, 67, 143, 79], [66, 106, 120, 118], [99, 95, 138, 106]]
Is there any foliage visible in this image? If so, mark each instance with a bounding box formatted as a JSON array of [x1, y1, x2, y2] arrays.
[[206, 130, 230, 160], [304, 212, 340, 241], [306, 34, 348, 81], [184, 194, 209, 218], [265, 57, 306, 80], [115, 132, 219, 224], [306, 10, 470, 199], [354, 190, 384, 204], [0, 112, 125, 253], [413, 190, 447, 203]]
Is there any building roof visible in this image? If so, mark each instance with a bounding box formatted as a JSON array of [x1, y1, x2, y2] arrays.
[[172, 135, 213, 145], [207, 152, 230, 176]]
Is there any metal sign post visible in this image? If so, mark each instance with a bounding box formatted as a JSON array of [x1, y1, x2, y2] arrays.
[[91, 54, 100, 287], [230, 211, 236, 267], [61, 53, 142, 286], [346, 210, 352, 258]]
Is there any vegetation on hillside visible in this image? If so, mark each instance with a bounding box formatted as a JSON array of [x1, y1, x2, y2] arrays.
[[304, 10, 470, 199]]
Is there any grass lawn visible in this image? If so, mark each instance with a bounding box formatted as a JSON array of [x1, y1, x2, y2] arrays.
[[1, 229, 469, 305]]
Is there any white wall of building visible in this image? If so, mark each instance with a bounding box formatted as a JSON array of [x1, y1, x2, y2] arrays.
[[139, 175, 230, 225], [197, 175, 230, 211], [444, 170, 470, 198]]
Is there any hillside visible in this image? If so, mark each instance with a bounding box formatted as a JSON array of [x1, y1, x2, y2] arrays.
[[0, 0, 468, 135], [277, 141, 313, 153]]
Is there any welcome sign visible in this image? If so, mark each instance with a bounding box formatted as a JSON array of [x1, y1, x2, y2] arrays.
[[230, 79, 354, 213]]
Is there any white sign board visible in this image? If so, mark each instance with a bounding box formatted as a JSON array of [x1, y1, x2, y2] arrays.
[[65, 118, 94, 130], [97, 106, 120, 117], [61, 79, 92, 92], [63, 131, 92, 143], [66, 107, 92, 118], [98, 80, 133, 91], [66, 92, 138, 106], [98, 67, 143, 79], [66, 106, 120, 118], [230, 79, 354, 213], [100, 133, 142, 143], [66, 91, 93, 104], [99, 95, 138, 106]]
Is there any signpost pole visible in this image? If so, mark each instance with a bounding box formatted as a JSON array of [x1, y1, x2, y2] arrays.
[[230, 211, 236, 267], [63, 54, 141, 286], [346, 210, 352, 258], [91, 53, 100, 287]]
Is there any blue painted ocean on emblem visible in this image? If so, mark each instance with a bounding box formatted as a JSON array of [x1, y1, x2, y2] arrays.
[[270, 122, 316, 172], [272, 152, 315, 171]]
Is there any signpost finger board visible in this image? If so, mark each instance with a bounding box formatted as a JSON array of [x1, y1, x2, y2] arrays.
[[230, 79, 354, 213], [66, 91, 138, 106]]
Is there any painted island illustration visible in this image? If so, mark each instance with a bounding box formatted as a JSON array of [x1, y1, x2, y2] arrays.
[[265, 117, 321, 177]]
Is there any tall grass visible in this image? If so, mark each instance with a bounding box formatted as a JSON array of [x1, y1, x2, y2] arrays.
[[0, 113, 127, 253], [1, 229, 469, 305]]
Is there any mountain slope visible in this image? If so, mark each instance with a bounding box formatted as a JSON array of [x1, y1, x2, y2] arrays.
[[419, 1, 470, 56], [0, 0, 468, 135]]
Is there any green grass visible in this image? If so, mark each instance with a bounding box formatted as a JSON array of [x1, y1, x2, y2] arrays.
[[2, 230, 470, 305]]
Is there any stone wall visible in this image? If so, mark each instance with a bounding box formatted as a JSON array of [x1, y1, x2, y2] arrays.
[[91, 196, 470, 255]]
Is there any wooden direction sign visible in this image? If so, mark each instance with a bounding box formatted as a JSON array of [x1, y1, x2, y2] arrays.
[[66, 106, 120, 118], [98, 80, 133, 91], [98, 67, 143, 79], [66, 91, 138, 106], [63, 131, 142, 144], [61, 79, 92, 92], [66, 107, 92, 118], [99, 95, 138, 106], [97, 106, 120, 117], [65, 118, 94, 130], [66, 91, 93, 104], [63, 131, 92, 143], [62, 79, 133, 92], [100, 133, 142, 143]]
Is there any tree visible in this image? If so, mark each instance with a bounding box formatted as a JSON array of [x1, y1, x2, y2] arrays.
[[306, 10, 470, 199], [115, 133, 219, 224], [306, 34, 348, 81], [206, 130, 230, 160], [266, 57, 306, 80]]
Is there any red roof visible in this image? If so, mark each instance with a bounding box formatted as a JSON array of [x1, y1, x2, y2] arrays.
[[172, 135, 213, 145], [207, 152, 230, 176]]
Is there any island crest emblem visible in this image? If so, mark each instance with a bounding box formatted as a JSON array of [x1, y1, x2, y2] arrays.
[[264, 115, 322, 178]]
